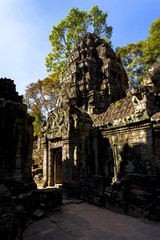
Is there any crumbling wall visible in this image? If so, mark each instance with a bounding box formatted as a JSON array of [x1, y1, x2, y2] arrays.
[[0, 78, 35, 192], [104, 126, 154, 182], [92, 62, 160, 181], [0, 78, 63, 240]]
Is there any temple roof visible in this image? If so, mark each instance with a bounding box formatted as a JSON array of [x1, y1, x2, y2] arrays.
[[92, 96, 135, 127]]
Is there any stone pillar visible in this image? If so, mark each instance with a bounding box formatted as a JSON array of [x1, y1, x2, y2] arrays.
[[23, 116, 34, 179], [62, 139, 71, 184], [14, 119, 24, 172], [92, 131, 99, 175], [48, 142, 53, 186], [42, 146, 48, 185]]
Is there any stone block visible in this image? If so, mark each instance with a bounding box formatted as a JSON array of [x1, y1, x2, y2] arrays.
[[32, 188, 62, 209], [31, 209, 45, 220], [105, 199, 127, 214], [89, 195, 104, 206], [127, 204, 149, 218]]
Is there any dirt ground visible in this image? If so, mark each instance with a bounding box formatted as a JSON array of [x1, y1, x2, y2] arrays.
[[24, 200, 160, 240]]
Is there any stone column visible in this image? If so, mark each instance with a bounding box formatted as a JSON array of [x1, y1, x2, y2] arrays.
[[62, 139, 71, 184], [92, 131, 99, 175], [47, 142, 52, 186], [14, 119, 25, 180], [42, 145, 48, 185]]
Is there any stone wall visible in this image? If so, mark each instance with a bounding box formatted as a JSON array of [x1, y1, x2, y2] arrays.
[[0, 78, 63, 239], [101, 123, 154, 182], [33, 34, 160, 200], [0, 78, 35, 192]]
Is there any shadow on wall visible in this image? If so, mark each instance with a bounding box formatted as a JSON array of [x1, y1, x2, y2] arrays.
[[118, 143, 156, 180], [98, 132, 114, 179]]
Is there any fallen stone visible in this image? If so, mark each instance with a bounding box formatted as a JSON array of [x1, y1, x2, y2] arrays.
[[32, 188, 62, 209], [15, 205, 27, 230], [127, 204, 149, 218], [105, 199, 127, 214], [0, 184, 11, 203], [31, 209, 45, 219]]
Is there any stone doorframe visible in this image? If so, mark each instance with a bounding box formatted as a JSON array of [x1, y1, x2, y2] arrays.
[[48, 141, 63, 187]]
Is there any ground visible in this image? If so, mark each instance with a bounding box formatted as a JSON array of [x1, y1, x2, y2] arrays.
[[24, 200, 160, 240]]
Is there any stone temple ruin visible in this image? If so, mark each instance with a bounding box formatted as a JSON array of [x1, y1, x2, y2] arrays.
[[0, 78, 35, 191], [0, 78, 61, 239], [1, 33, 160, 238], [33, 33, 160, 209]]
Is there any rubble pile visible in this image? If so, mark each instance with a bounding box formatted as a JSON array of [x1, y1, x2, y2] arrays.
[[82, 174, 160, 220], [0, 184, 63, 240]]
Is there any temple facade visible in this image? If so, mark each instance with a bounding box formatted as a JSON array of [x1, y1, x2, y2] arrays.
[[33, 33, 160, 196]]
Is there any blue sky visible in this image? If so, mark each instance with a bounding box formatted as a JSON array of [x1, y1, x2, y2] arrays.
[[0, 0, 160, 95]]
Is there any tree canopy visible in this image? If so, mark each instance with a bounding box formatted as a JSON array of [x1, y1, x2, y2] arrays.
[[116, 17, 160, 86], [25, 10, 160, 136], [24, 73, 60, 135], [45, 5, 112, 76], [25, 5, 112, 136]]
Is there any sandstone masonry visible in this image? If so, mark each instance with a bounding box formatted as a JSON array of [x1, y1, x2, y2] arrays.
[[33, 34, 160, 205]]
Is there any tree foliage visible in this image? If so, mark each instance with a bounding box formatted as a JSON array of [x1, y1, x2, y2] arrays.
[[24, 73, 60, 135], [116, 41, 145, 86], [25, 5, 112, 135], [45, 5, 112, 75], [116, 17, 160, 86]]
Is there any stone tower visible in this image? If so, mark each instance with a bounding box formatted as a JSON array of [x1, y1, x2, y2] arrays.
[[35, 33, 129, 195], [60, 32, 128, 114]]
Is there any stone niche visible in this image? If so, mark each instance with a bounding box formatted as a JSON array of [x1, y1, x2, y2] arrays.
[[0, 78, 35, 192]]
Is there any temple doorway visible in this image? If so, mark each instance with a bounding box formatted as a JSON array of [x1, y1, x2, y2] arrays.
[[53, 148, 63, 185]]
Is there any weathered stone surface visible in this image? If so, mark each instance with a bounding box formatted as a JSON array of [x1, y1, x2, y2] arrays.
[[0, 79, 64, 238], [0, 78, 35, 193], [81, 175, 111, 206], [0, 184, 22, 240], [15, 205, 27, 231], [31, 209, 45, 219], [33, 33, 160, 219], [102, 174, 160, 220], [31, 188, 62, 209], [33, 33, 128, 191], [0, 183, 11, 203]]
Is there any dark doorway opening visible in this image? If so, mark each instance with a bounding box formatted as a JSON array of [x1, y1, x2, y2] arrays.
[[53, 148, 63, 185]]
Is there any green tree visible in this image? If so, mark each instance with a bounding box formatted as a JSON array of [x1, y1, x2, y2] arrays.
[[116, 17, 160, 86], [45, 5, 112, 76], [142, 18, 160, 68], [88, 5, 112, 41], [116, 41, 145, 86], [24, 73, 60, 135]]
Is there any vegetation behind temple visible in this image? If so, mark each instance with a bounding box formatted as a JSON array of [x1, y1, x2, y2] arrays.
[[45, 5, 113, 77], [24, 5, 113, 135], [24, 73, 60, 136], [24, 5, 160, 135], [116, 17, 160, 86]]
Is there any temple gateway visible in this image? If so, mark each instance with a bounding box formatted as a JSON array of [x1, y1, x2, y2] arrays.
[[33, 33, 160, 197]]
